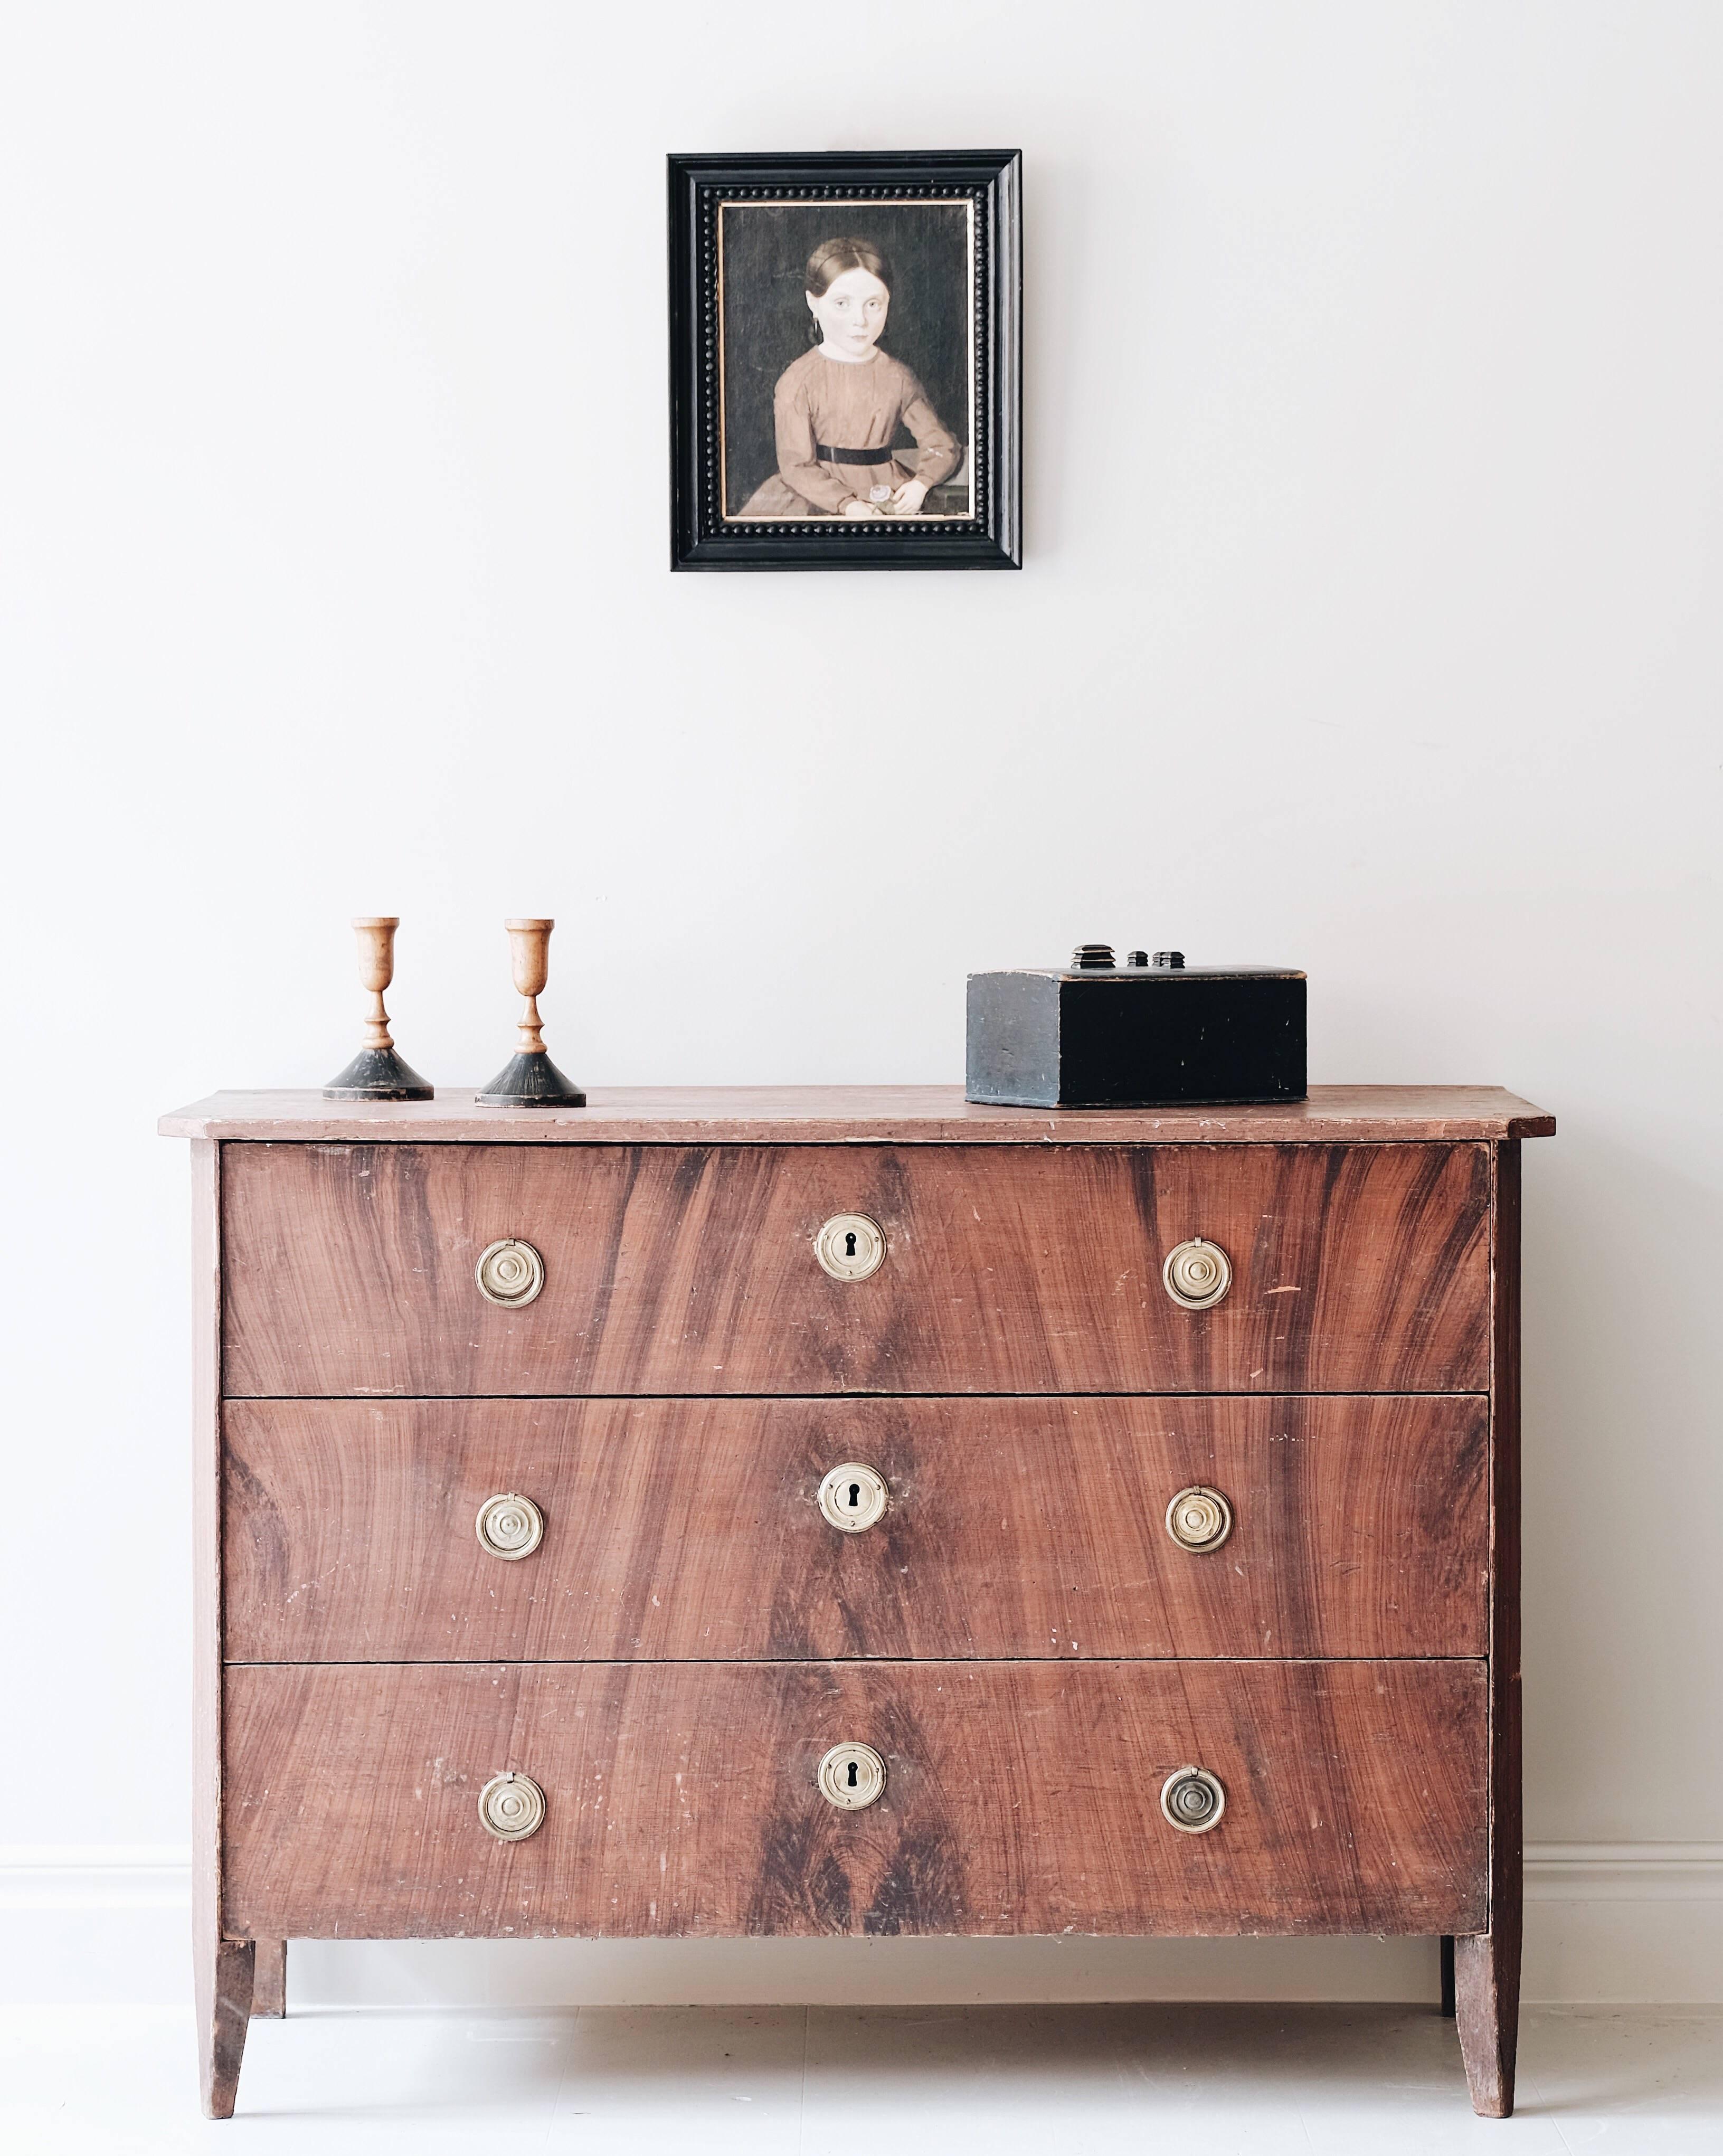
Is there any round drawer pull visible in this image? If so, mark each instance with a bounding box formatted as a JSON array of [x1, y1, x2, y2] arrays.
[[1160, 1765, 1226, 1834], [478, 1770, 546, 1842], [814, 1214, 887, 1283], [475, 1492, 545, 1561], [1165, 1485, 1233, 1553], [1162, 1237, 1232, 1310], [475, 1238, 545, 1308], [817, 1462, 890, 1533], [817, 1741, 887, 1811]]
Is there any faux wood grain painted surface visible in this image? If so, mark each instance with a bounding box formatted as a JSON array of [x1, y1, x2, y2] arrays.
[[1457, 1137, 1525, 2115], [163, 1082, 1558, 1146], [190, 1143, 251, 2115], [221, 1659, 1488, 1940], [220, 1142, 1491, 1397], [224, 1395, 1489, 1663]]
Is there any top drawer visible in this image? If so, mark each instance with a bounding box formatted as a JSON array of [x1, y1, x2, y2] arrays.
[[220, 1140, 1491, 1398]]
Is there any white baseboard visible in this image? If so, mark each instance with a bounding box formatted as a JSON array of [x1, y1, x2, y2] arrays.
[[1525, 1843, 1723, 1899], [4, 1844, 1719, 2008]]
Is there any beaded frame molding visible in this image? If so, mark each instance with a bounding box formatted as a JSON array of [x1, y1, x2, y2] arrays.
[[668, 149, 1023, 570]]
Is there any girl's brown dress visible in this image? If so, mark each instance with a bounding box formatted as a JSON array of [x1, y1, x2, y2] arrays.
[[735, 347, 961, 517]]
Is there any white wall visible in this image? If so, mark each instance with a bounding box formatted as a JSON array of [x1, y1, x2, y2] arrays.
[[3, 1, 1720, 2002]]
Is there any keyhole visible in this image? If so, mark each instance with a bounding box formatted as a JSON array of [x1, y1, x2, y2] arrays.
[[848, 1482, 861, 1508], [844, 1231, 858, 1256], [847, 1761, 859, 1789]]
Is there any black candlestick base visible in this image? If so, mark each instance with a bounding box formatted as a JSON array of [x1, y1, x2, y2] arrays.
[[475, 1050, 586, 1108], [324, 1046, 434, 1100]]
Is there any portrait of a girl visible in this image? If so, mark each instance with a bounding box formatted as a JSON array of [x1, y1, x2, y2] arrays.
[[734, 236, 964, 519]]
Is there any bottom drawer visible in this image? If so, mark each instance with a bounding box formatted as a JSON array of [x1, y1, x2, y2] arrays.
[[222, 1660, 1487, 1940]]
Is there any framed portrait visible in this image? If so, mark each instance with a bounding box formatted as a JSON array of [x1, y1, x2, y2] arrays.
[[668, 149, 1021, 570]]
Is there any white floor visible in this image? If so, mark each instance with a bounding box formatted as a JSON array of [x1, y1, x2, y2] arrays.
[[5, 2002, 1720, 2152]]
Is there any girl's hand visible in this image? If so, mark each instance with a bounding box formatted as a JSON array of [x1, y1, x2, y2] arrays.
[[841, 497, 884, 518], [889, 478, 929, 517]]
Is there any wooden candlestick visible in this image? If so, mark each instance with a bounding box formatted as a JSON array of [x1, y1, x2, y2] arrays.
[[475, 918, 586, 1108], [323, 918, 434, 1100]]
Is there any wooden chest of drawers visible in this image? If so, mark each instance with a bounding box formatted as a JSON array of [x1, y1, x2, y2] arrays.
[[162, 1083, 1552, 2120]]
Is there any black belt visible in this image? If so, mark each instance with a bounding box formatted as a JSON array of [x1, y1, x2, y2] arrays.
[[816, 442, 905, 465]]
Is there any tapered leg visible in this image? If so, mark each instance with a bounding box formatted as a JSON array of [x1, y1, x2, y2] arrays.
[[1456, 1143, 1524, 2119], [191, 1145, 250, 2116], [1439, 1935, 1456, 2018], [195, 1933, 255, 2119], [252, 1938, 286, 2018], [1454, 1926, 1520, 2118]]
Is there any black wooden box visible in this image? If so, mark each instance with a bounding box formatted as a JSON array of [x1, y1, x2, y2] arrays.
[[965, 952, 1307, 1108]]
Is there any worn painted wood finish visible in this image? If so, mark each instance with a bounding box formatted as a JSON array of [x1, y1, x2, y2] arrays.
[[224, 1393, 1490, 1664], [200, 1942, 255, 2119], [250, 1938, 286, 2018], [1456, 1139, 1524, 2117], [222, 1658, 1488, 1941], [164, 1082, 1557, 1146], [220, 1142, 1492, 1398], [190, 1141, 253, 2116], [169, 1086, 1551, 2117]]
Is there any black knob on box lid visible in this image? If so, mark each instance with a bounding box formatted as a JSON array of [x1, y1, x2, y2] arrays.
[[1072, 944, 1115, 969]]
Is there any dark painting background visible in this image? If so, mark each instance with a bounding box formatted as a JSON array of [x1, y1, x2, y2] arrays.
[[720, 200, 972, 515]]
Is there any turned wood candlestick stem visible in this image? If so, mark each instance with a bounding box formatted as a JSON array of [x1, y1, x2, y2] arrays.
[[323, 917, 434, 1100], [507, 919, 552, 1055], [476, 917, 586, 1108], [356, 919, 398, 1051]]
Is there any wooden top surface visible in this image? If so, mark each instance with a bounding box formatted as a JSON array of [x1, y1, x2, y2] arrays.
[[159, 1084, 1554, 1145]]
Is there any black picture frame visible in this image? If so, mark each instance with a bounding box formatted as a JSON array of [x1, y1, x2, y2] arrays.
[[668, 149, 1022, 571]]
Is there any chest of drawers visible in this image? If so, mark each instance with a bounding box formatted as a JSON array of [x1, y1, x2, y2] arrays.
[[162, 1082, 1553, 2120]]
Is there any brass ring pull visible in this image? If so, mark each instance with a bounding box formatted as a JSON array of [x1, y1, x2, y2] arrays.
[[478, 1771, 546, 1842], [1162, 1238, 1232, 1310], [1165, 1486, 1233, 1553], [475, 1238, 545, 1307], [1160, 1765, 1226, 1833], [475, 1492, 544, 1561]]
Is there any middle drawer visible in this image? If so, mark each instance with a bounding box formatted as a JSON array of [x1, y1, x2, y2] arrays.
[[224, 1394, 1487, 1663]]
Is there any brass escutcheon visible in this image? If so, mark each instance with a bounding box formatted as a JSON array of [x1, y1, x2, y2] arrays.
[[814, 1214, 887, 1283], [817, 1463, 890, 1533], [817, 1742, 887, 1811]]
